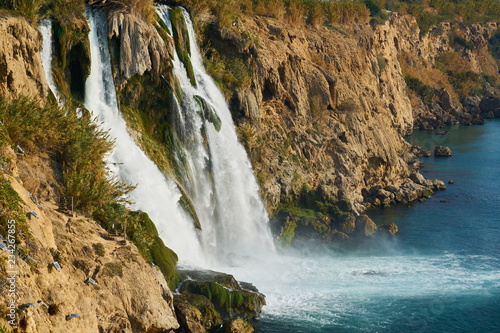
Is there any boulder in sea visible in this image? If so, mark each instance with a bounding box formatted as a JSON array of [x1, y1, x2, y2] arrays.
[[380, 223, 399, 236], [224, 318, 255, 333], [434, 146, 452, 157], [354, 214, 378, 237], [174, 269, 265, 332]]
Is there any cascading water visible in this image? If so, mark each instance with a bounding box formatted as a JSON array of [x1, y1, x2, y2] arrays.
[[84, 8, 205, 266], [157, 6, 275, 265], [39, 19, 62, 104]]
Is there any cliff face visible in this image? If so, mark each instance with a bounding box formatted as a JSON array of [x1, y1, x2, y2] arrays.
[[107, 10, 174, 86], [0, 15, 48, 101], [193, 12, 499, 242], [205, 15, 433, 213], [200, 13, 499, 215]]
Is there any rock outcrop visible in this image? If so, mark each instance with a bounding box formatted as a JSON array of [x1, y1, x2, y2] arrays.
[[0, 15, 48, 100], [107, 11, 174, 86], [174, 269, 265, 333], [202, 13, 455, 217], [434, 146, 453, 157]]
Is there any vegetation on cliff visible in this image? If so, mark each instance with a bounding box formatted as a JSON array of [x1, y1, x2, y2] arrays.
[[0, 96, 180, 288]]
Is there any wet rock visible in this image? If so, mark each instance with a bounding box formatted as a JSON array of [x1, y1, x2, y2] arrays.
[[224, 319, 254, 333], [176, 269, 265, 332], [174, 293, 222, 332], [410, 145, 431, 158], [355, 215, 378, 237], [434, 146, 452, 157], [380, 223, 399, 236]]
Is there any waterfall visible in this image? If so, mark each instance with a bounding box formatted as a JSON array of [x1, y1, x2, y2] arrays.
[[157, 6, 275, 265], [84, 8, 205, 266], [39, 19, 62, 104]]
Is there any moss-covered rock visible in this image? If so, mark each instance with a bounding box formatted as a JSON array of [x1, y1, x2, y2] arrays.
[[272, 185, 356, 246], [176, 269, 265, 328], [195, 95, 222, 132], [170, 7, 196, 87], [174, 293, 222, 332], [124, 211, 181, 289]]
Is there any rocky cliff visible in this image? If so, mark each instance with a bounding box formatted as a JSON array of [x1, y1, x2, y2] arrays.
[[0, 5, 264, 332], [0, 145, 179, 332], [0, 1, 499, 331], [0, 15, 48, 101], [192, 10, 499, 243]]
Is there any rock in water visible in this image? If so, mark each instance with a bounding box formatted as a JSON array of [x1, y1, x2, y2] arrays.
[[175, 270, 265, 332], [434, 146, 453, 157], [381, 223, 399, 236], [224, 318, 255, 333], [355, 215, 378, 237]]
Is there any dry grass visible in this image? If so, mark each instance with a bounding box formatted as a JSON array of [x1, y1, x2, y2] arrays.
[[326, 1, 370, 25], [399, 51, 459, 103]]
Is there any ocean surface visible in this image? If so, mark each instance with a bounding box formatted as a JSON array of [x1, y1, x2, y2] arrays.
[[225, 119, 500, 332]]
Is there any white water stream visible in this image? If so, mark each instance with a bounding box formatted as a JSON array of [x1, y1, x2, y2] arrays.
[[84, 9, 205, 266], [39, 19, 62, 105], [157, 6, 275, 266]]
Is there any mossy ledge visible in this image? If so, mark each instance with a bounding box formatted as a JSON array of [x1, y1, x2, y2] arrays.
[[175, 269, 266, 331]]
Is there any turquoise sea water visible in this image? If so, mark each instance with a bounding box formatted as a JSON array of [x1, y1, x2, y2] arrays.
[[231, 120, 500, 332]]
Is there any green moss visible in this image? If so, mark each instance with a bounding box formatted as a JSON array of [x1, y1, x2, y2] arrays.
[[179, 280, 264, 320], [150, 236, 181, 289], [92, 243, 106, 256], [195, 95, 222, 131], [125, 211, 181, 289], [272, 185, 353, 243], [103, 262, 123, 277], [277, 220, 297, 247], [170, 8, 196, 87]]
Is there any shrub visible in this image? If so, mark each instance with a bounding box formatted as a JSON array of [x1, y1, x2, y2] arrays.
[[453, 35, 475, 51], [0, 97, 132, 217], [93, 243, 106, 256], [284, 0, 306, 26], [103, 261, 123, 277], [405, 76, 434, 103], [326, 0, 370, 25], [0, 178, 29, 243]]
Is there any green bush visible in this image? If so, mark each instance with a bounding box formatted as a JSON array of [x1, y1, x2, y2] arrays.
[[0, 178, 28, 243], [93, 243, 106, 256], [488, 31, 500, 61], [453, 35, 475, 51], [0, 97, 132, 217], [405, 76, 434, 103]]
